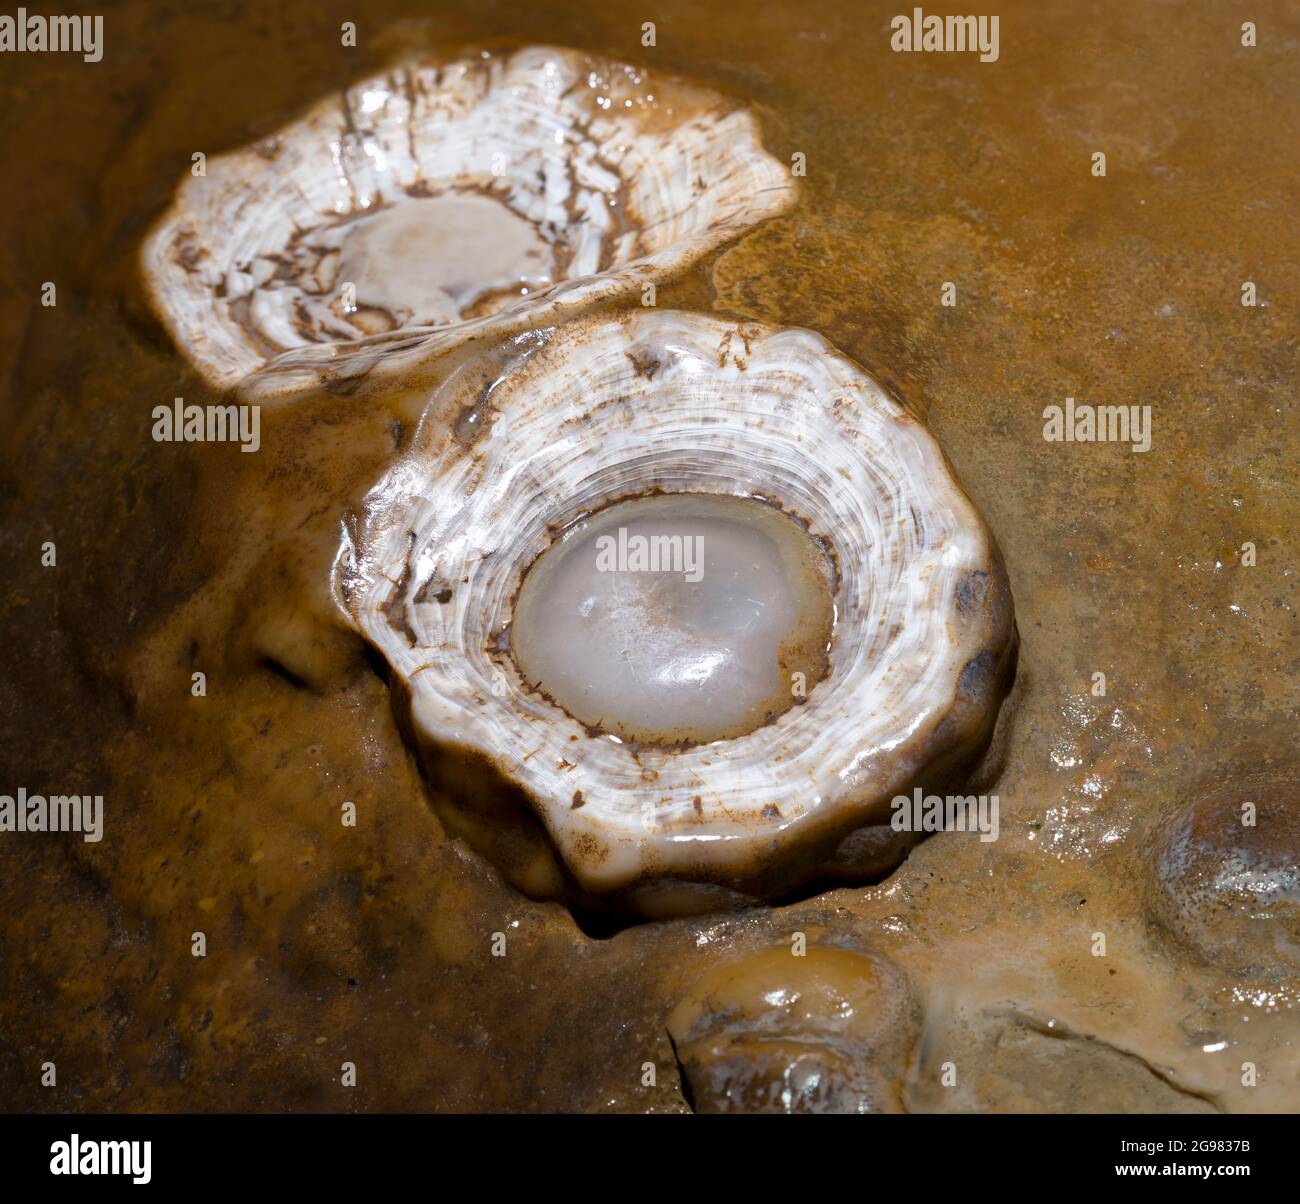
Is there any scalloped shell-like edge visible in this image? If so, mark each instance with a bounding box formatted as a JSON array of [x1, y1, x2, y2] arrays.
[[140, 46, 797, 402], [334, 310, 1017, 908]]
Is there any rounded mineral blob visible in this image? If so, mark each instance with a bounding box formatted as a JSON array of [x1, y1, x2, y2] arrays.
[[510, 493, 835, 744]]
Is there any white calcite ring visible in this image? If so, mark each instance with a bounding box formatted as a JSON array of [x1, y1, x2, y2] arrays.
[[140, 46, 796, 401], [334, 310, 1016, 916]]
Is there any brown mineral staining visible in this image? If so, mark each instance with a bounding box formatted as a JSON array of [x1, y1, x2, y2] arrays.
[[568, 832, 607, 868]]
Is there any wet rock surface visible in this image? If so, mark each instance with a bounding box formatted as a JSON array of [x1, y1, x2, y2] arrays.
[[1, 1, 1296, 1111]]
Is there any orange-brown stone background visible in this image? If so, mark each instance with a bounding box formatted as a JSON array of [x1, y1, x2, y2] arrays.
[[1, 0, 1296, 1111]]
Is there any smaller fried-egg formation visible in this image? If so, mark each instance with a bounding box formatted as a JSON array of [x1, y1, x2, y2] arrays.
[[140, 46, 797, 398]]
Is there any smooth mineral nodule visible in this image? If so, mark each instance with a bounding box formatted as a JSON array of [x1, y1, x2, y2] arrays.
[[510, 493, 835, 745], [1148, 776, 1300, 979], [667, 945, 920, 1113]]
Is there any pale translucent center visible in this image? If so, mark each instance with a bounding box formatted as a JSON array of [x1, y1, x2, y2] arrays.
[[510, 494, 835, 745], [337, 193, 554, 325]]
